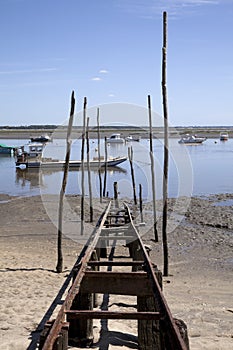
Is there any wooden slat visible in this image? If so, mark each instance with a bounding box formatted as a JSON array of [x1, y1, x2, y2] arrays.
[[81, 271, 153, 296], [87, 261, 144, 267], [66, 310, 161, 320], [98, 235, 135, 240]]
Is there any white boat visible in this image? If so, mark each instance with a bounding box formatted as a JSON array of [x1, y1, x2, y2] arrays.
[[219, 132, 229, 141], [15, 155, 127, 169], [16, 142, 44, 160], [125, 135, 141, 142], [106, 133, 125, 144], [178, 134, 207, 145]]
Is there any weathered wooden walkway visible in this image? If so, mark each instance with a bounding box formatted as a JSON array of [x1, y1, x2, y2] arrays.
[[39, 200, 189, 350]]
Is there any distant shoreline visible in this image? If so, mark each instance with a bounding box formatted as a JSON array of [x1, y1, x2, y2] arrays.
[[0, 126, 232, 139]]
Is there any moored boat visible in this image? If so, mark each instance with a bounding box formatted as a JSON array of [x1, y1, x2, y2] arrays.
[[0, 143, 16, 155], [30, 134, 51, 143], [219, 131, 229, 141], [178, 134, 207, 145], [106, 133, 125, 144], [16, 142, 44, 161], [125, 135, 141, 142], [15, 155, 127, 169]]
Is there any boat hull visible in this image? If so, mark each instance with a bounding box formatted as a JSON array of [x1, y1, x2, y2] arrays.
[[0, 146, 14, 155], [107, 133, 125, 143], [16, 156, 127, 169], [178, 139, 206, 144], [107, 139, 124, 144], [0, 148, 13, 155], [178, 135, 207, 144]]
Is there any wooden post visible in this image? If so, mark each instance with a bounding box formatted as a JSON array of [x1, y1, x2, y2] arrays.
[[86, 117, 93, 222], [97, 108, 103, 203], [128, 146, 137, 205], [137, 295, 162, 350], [113, 181, 119, 208], [81, 97, 87, 235], [137, 264, 163, 349], [56, 91, 75, 273], [139, 184, 143, 223], [148, 95, 158, 242], [162, 11, 169, 276], [91, 250, 100, 308], [67, 268, 93, 347], [39, 321, 69, 350], [103, 136, 108, 197]]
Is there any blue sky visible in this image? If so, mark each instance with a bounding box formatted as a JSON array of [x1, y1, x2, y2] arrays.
[[0, 0, 232, 126]]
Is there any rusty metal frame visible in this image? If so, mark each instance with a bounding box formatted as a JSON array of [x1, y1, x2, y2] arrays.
[[40, 200, 188, 350]]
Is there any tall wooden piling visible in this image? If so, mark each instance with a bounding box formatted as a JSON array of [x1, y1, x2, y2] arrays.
[[128, 146, 137, 205], [139, 184, 143, 223], [81, 97, 87, 235], [148, 95, 158, 242], [86, 117, 93, 222], [103, 136, 108, 197], [162, 11, 169, 276], [97, 108, 102, 203], [56, 91, 75, 273]]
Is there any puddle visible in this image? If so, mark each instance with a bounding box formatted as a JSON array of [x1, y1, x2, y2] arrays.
[[212, 199, 233, 207]]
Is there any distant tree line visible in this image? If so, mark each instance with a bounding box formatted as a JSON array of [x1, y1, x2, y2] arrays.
[[0, 125, 58, 129]]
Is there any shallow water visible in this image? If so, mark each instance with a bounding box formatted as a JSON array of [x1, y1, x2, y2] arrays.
[[213, 199, 233, 207], [0, 137, 232, 200]]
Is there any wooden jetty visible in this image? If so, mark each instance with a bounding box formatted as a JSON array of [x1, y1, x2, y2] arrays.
[[39, 200, 189, 350]]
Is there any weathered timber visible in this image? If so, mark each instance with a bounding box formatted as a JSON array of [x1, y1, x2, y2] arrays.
[[162, 11, 169, 276], [80, 271, 154, 296], [56, 91, 75, 273], [66, 310, 161, 320], [40, 200, 188, 350], [113, 181, 119, 208]]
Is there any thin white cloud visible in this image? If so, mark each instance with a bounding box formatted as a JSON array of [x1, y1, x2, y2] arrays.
[[117, 0, 220, 19], [91, 77, 101, 81], [99, 69, 109, 74], [108, 94, 115, 97], [0, 68, 57, 75]]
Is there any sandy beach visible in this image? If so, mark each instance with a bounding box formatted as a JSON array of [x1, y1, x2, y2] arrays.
[[0, 193, 232, 349]]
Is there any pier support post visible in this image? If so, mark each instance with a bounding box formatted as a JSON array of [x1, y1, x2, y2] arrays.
[[67, 268, 93, 347], [39, 320, 69, 350], [137, 296, 161, 350], [137, 264, 163, 350]]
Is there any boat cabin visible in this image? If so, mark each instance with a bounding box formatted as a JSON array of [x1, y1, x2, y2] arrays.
[[107, 133, 125, 143]]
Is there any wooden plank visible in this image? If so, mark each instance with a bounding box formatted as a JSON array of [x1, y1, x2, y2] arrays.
[[101, 226, 129, 232], [88, 261, 144, 267], [81, 271, 153, 296], [98, 235, 135, 240], [66, 310, 161, 320]]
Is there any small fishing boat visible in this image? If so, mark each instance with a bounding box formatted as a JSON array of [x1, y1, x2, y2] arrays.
[[125, 135, 141, 142], [219, 131, 229, 141], [0, 143, 16, 155], [15, 155, 127, 169], [106, 133, 125, 144], [178, 134, 207, 145], [16, 142, 44, 160], [30, 134, 51, 143]]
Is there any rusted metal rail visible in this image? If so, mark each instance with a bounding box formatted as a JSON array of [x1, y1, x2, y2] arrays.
[[39, 200, 189, 350]]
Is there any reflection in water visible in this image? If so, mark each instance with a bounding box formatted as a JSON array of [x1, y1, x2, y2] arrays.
[[1, 137, 232, 199], [15, 169, 43, 188], [15, 166, 127, 190]]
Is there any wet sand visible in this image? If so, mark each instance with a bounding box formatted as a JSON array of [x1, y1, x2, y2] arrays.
[[0, 193, 232, 349]]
